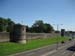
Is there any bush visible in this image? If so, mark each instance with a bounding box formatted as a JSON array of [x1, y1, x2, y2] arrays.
[[61, 41, 65, 44], [69, 39, 72, 41]]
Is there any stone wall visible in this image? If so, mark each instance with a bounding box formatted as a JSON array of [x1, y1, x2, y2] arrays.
[[26, 33, 59, 40], [0, 32, 9, 42], [0, 32, 59, 42]]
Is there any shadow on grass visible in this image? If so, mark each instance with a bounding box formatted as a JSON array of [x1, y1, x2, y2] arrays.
[[67, 45, 75, 51]]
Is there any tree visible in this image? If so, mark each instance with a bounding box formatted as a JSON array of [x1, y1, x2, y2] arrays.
[[30, 20, 54, 33], [0, 17, 7, 32], [7, 18, 15, 32], [26, 25, 30, 32], [43, 23, 54, 33], [0, 17, 15, 32], [31, 20, 44, 33]]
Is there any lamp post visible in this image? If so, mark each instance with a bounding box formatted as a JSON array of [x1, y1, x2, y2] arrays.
[[53, 24, 63, 50]]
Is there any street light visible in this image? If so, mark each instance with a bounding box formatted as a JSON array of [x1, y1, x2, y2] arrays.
[[53, 24, 63, 50]]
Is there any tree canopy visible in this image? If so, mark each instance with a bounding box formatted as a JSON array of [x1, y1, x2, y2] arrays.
[[0, 17, 54, 33], [0, 17, 15, 32], [29, 20, 54, 33]]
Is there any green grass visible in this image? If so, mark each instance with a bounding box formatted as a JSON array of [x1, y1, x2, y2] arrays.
[[0, 36, 69, 56]]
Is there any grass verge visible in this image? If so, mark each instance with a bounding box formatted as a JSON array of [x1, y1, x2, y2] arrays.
[[0, 36, 69, 56]]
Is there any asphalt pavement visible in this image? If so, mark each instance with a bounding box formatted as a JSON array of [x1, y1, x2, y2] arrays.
[[10, 40, 75, 56]]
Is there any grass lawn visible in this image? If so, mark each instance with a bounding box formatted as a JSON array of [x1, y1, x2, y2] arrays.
[[0, 36, 69, 56]]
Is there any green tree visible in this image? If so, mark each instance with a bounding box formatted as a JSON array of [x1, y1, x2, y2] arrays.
[[31, 20, 44, 33], [43, 23, 54, 33], [26, 25, 30, 32], [0, 17, 7, 32], [0, 17, 15, 32], [7, 18, 15, 32], [30, 20, 54, 33]]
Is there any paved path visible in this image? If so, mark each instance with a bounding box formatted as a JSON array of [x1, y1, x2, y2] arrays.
[[10, 40, 75, 56]]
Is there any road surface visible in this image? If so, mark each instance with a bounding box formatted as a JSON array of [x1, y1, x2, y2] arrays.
[[10, 40, 75, 56]]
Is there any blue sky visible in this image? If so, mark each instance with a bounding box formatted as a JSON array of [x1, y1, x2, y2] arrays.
[[0, 0, 75, 31]]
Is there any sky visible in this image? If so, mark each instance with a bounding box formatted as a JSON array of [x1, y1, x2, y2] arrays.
[[0, 0, 75, 31]]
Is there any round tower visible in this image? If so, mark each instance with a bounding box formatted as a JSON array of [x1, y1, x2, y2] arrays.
[[10, 24, 26, 44], [18, 25, 26, 44]]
